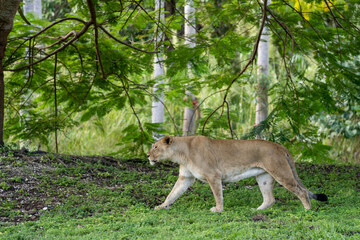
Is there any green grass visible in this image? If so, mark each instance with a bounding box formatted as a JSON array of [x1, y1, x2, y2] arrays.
[[0, 154, 359, 239]]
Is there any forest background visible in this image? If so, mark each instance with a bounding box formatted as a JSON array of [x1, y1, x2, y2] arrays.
[[0, 1, 360, 238], [0, 0, 359, 164]]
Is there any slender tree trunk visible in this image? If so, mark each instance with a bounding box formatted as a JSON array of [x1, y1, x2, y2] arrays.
[[182, 0, 198, 136], [0, 50, 5, 146], [0, 0, 22, 145], [255, 0, 270, 139], [184, 0, 196, 49], [54, 53, 58, 154], [20, 0, 42, 150], [152, 0, 165, 139], [182, 91, 199, 136]]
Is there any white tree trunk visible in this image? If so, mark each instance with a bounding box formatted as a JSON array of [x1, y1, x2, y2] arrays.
[[184, 0, 196, 48], [152, 0, 165, 137], [182, 107, 196, 136], [182, 0, 197, 136], [255, 0, 270, 138], [20, 0, 42, 149], [24, 0, 42, 18], [152, 54, 164, 124]]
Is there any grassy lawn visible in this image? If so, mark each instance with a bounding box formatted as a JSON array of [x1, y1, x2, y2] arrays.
[[0, 151, 359, 239]]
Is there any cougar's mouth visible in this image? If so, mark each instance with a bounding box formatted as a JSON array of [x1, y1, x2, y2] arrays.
[[149, 160, 157, 165], [149, 158, 158, 165]]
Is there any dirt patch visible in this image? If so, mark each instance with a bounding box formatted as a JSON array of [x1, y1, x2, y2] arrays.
[[0, 149, 176, 223], [251, 213, 268, 222]]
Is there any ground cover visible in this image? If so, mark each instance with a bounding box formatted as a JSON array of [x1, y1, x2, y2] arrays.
[[0, 149, 359, 239]]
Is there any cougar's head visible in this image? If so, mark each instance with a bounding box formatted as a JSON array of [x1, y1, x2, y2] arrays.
[[147, 136, 174, 165]]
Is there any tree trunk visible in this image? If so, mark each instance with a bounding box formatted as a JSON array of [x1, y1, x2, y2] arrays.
[[182, 0, 198, 136], [184, 0, 196, 49], [255, 0, 270, 139], [20, 0, 43, 150], [182, 107, 196, 136], [0, 0, 22, 145], [182, 91, 200, 136], [152, 0, 165, 139]]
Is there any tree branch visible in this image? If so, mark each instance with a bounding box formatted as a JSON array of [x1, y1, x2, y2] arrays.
[[328, 0, 360, 33], [86, 0, 106, 79], [119, 77, 145, 149], [280, 0, 327, 47], [98, 25, 159, 53], [17, 6, 31, 25], [41, 31, 76, 50], [6, 21, 92, 71], [31, 18, 87, 39], [324, 0, 344, 29]]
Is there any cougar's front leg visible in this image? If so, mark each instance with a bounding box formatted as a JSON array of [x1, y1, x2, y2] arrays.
[[155, 175, 195, 210], [207, 177, 224, 213]]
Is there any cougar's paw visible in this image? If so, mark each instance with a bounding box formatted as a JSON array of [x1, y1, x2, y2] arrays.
[[210, 207, 223, 213], [155, 204, 171, 210]]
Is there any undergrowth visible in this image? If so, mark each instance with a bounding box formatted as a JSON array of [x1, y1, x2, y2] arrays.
[[0, 151, 359, 239]]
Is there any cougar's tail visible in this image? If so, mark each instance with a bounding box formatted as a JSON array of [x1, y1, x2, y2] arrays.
[[285, 151, 328, 202], [309, 192, 328, 202]]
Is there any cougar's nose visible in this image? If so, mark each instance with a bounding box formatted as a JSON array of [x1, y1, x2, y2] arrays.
[[147, 154, 150, 158]]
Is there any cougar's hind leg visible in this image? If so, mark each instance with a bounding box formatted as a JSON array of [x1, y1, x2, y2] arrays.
[[256, 173, 275, 210], [266, 166, 311, 210]]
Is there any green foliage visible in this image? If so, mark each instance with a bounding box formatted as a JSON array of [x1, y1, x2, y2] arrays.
[[0, 182, 11, 190], [2, 0, 360, 161], [43, 0, 71, 21]]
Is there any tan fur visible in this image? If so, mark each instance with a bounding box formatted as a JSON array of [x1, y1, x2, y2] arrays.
[[147, 135, 325, 212]]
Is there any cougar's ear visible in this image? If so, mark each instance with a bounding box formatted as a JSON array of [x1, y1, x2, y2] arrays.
[[162, 136, 173, 145]]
